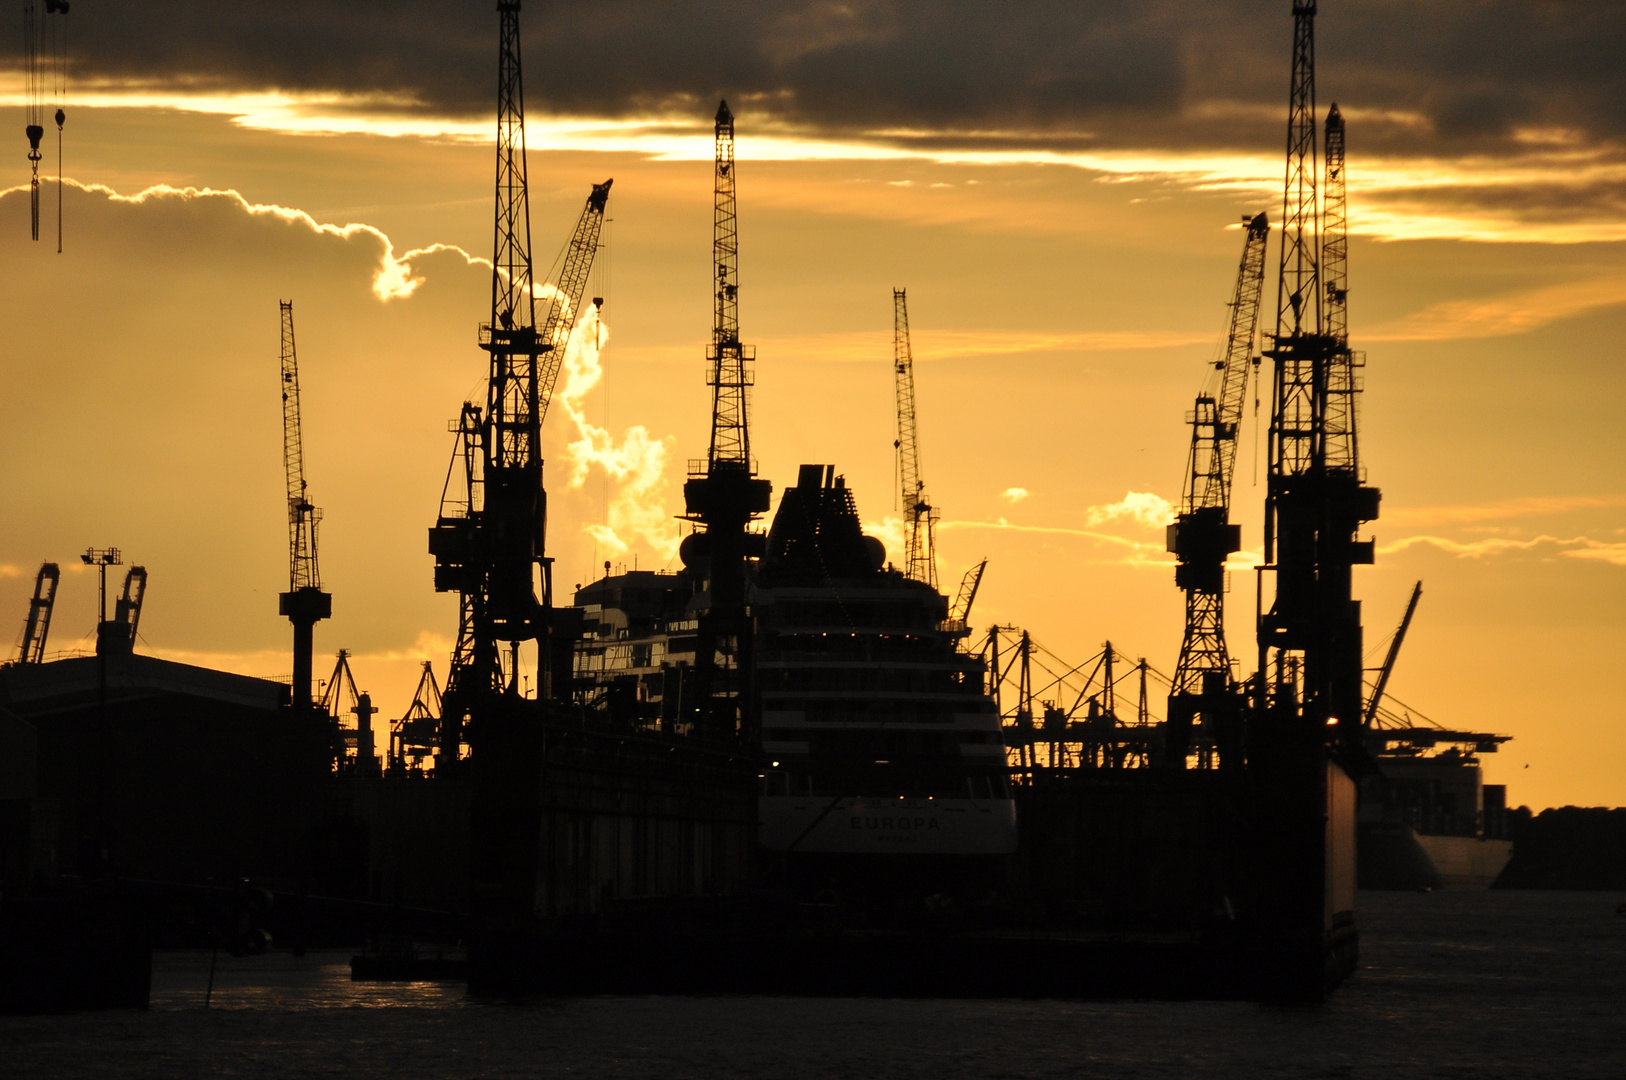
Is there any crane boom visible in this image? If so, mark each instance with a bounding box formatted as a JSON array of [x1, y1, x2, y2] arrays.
[[16, 561, 59, 664], [893, 288, 937, 589], [1322, 102, 1358, 472], [1186, 213, 1270, 521], [1322, 103, 1348, 348], [280, 301, 320, 595], [536, 180, 613, 427], [706, 100, 753, 469], [1364, 582, 1422, 727], [948, 558, 987, 636], [98, 565, 146, 655]]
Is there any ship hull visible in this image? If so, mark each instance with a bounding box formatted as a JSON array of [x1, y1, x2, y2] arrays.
[[1358, 822, 1512, 890]]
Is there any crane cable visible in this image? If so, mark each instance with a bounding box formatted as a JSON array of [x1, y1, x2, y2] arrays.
[[22, 2, 68, 247], [50, 0, 66, 253]]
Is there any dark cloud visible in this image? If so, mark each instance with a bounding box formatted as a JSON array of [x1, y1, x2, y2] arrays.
[[57, 1, 1626, 158]]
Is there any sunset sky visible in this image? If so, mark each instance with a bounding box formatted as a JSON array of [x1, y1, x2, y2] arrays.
[[1, 2, 1621, 809]]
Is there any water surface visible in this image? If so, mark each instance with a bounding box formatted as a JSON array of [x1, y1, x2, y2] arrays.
[[6, 890, 1624, 1078]]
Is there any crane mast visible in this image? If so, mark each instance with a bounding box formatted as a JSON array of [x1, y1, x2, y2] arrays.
[[1164, 212, 1269, 767], [278, 300, 331, 709], [706, 100, 751, 469], [892, 288, 937, 590], [682, 99, 770, 740]]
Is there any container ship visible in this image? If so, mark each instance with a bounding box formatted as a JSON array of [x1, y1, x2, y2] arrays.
[[1358, 726, 1513, 890]]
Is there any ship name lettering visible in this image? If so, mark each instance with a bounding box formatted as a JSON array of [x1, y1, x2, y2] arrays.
[[852, 816, 940, 831]]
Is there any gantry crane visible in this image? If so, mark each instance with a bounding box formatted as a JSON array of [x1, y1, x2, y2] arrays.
[[892, 288, 938, 590], [391, 661, 443, 771], [1164, 212, 1269, 767], [427, 0, 609, 764], [681, 99, 771, 741], [15, 561, 59, 664], [318, 649, 377, 774], [1258, 0, 1379, 750], [278, 300, 331, 709]]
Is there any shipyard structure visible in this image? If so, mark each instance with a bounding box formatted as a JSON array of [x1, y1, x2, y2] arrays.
[[0, 0, 1513, 1010]]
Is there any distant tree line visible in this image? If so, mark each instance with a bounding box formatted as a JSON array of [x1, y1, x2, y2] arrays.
[[1495, 807, 1626, 890]]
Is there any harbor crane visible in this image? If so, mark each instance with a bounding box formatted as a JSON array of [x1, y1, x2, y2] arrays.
[[318, 649, 377, 774], [427, 0, 609, 764], [892, 288, 937, 590], [14, 561, 59, 663], [681, 99, 771, 741], [278, 300, 331, 710], [1256, 1, 1380, 751], [1164, 212, 1269, 767], [391, 661, 443, 771]]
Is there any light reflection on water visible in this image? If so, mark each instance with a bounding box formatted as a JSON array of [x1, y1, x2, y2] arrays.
[[151, 951, 467, 1011]]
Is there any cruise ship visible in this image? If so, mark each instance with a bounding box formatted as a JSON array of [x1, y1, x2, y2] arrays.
[[751, 465, 1015, 861], [570, 464, 1016, 884]]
